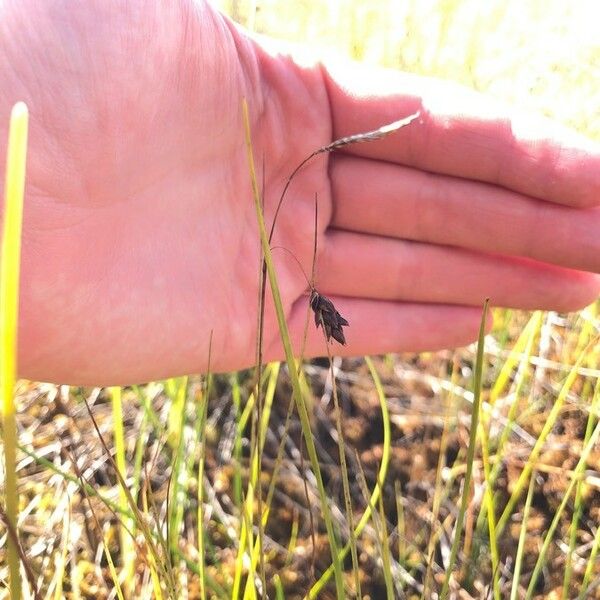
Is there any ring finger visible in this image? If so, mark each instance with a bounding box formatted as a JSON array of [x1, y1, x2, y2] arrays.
[[316, 229, 600, 312], [330, 155, 600, 274]]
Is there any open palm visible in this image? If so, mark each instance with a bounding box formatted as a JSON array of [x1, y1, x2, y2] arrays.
[[0, 1, 598, 384]]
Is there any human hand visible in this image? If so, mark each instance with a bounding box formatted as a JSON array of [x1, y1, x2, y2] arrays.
[[0, 1, 597, 384]]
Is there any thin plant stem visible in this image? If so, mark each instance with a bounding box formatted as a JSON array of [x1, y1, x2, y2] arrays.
[[243, 98, 345, 599], [1, 101, 28, 600], [440, 299, 489, 600]]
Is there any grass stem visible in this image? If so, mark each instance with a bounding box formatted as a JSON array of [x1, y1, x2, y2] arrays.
[[1, 101, 29, 600]]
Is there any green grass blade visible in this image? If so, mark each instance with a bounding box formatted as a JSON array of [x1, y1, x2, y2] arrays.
[[490, 311, 542, 475], [578, 390, 600, 598], [140, 484, 166, 600], [354, 457, 396, 599], [274, 574, 285, 600], [377, 493, 395, 600], [242, 363, 281, 599], [578, 376, 600, 599], [563, 370, 599, 598], [308, 355, 392, 598], [110, 386, 135, 593], [395, 479, 405, 563], [20, 427, 228, 598], [489, 311, 541, 405], [526, 419, 600, 598], [131, 397, 149, 509], [230, 372, 244, 509], [101, 530, 127, 600], [470, 311, 541, 572], [197, 340, 213, 600], [324, 341, 361, 597], [496, 336, 598, 538], [1, 101, 28, 600], [424, 355, 460, 596], [242, 99, 345, 599], [135, 383, 165, 435], [168, 376, 189, 563], [478, 420, 500, 600], [440, 298, 489, 600], [509, 469, 536, 600], [81, 394, 177, 596], [232, 366, 275, 599], [75, 452, 127, 600]]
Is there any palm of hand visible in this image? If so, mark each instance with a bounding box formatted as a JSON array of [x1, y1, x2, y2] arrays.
[[4, 2, 331, 382]]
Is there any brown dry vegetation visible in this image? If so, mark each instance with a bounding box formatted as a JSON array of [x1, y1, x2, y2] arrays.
[[1, 1, 600, 599]]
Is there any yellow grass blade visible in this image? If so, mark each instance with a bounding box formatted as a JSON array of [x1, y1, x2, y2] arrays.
[[241, 363, 280, 600], [526, 419, 600, 598], [578, 377, 600, 599], [141, 487, 165, 600], [1, 101, 29, 600], [489, 311, 542, 405], [110, 386, 135, 594], [496, 336, 599, 537], [509, 469, 536, 600]]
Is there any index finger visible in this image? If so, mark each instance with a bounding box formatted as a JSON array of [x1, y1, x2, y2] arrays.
[[322, 62, 600, 208]]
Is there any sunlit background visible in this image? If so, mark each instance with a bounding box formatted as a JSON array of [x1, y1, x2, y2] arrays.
[[218, 0, 600, 138]]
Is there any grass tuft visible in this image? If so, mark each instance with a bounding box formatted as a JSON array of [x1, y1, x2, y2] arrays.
[[242, 98, 345, 598], [440, 299, 489, 599]]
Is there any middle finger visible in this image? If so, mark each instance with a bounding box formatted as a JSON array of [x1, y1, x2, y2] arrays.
[[316, 229, 600, 312], [330, 155, 600, 274]]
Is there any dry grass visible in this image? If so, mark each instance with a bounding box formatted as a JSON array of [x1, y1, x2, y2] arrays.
[[1, 1, 599, 599]]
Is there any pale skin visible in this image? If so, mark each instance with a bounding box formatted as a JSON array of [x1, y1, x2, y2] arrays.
[[0, 1, 598, 385]]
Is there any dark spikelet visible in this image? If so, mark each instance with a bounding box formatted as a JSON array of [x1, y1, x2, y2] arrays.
[[320, 111, 421, 152], [310, 290, 349, 345]]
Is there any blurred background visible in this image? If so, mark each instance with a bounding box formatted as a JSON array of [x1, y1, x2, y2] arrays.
[[217, 0, 600, 139]]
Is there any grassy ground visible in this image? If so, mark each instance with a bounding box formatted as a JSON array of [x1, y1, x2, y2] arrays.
[[1, 1, 599, 599]]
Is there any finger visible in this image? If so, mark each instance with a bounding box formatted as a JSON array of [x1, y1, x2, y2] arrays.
[[316, 230, 600, 313], [265, 298, 492, 361], [322, 63, 600, 207], [330, 155, 600, 273]]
